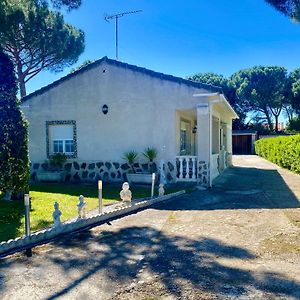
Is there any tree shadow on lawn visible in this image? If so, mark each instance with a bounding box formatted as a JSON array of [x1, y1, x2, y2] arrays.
[[0, 200, 24, 243], [1, 226, 298, 299], [162, 166, 300, 211]]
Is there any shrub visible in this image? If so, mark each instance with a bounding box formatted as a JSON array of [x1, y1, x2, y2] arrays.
[[44, 153, 67, 171], [0, 50, 29, 200], [287, 117, 300, 132], [255, 135, 300, 173]]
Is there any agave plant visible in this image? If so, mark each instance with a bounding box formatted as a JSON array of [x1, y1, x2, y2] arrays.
[[123, 150, 138, 171], [143, 147, 157, 163]]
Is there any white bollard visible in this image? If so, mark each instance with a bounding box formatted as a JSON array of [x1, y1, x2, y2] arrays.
[[24, 194, 32, 257], [151, 173, 155, 198], [98, 180, 103, 214], [24, 194, 30, 236]]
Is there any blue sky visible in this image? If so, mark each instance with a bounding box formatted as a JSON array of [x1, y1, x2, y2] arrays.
[[27, 0, 300, 95]]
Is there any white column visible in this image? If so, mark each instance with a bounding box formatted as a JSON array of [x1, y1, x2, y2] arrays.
[[196, 102, 211, 187]]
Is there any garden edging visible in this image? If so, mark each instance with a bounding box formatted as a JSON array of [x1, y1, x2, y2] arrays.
[[0, 190, 185, 258]]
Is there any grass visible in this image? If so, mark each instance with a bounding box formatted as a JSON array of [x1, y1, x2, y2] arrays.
[[0, 183, 182, 242]]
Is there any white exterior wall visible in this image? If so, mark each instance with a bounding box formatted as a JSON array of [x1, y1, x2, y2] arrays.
[[22, 61, 210, 164]]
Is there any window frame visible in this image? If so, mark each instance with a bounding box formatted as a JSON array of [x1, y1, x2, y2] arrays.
[[46, 120, 77, 158]]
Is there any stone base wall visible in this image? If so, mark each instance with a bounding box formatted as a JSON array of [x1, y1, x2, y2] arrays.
[[30, 160, 177, 183], [197, 161, 209, 187], [226, 152, 233, 167]]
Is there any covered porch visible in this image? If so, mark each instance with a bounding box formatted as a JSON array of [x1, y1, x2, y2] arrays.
[[175, 93, 238, 187]]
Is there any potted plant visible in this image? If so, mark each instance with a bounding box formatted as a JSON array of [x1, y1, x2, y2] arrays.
[[143, 147, 158, 173], [124, 148, 158, 185], [123, 150, 138, 173], [37, 153, 67, 182]]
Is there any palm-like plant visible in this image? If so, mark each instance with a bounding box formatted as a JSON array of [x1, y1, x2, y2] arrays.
[[143, 147, 158, 162], [123, 150, 138, 171]]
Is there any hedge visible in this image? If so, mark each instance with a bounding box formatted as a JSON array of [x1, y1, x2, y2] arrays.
[[255, 135, 300, 174]]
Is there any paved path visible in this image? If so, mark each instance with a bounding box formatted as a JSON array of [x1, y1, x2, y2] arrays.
[[1, 155, 300, 299]]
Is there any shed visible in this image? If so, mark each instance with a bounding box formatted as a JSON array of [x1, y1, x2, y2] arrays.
[[232, 130, 257, 155]]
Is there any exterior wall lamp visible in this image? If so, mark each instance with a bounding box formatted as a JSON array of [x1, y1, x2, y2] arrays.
[[102, 104, 108, 115], [192, 125, 197, 134]]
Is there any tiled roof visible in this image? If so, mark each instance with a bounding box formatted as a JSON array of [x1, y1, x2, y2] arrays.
[[22, 56, 222, 102]]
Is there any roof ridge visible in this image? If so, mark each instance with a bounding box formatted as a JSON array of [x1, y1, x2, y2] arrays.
[[22, 56, 222, 102]]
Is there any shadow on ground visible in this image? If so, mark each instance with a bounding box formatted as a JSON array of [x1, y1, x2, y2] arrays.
[[0, 200, 24, 242], [0, 226, 298, 299], [160, 166, 300, 211]]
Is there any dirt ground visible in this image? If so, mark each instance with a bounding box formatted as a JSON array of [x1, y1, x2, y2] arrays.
[[0, 155, 300, 300]]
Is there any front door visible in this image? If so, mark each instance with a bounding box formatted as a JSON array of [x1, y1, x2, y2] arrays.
[[180, 119, 192, 155]]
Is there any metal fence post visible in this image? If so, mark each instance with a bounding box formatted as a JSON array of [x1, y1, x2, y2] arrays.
[[24, 194, 32, 257]]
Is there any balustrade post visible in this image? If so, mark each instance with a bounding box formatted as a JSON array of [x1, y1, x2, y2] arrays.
[[179, 157, 183, 179], [192, 158, 196, 179], [187, 158, 191, 179]]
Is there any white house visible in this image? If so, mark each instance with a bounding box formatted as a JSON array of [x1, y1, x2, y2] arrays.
[[21, 57, 238, 186]]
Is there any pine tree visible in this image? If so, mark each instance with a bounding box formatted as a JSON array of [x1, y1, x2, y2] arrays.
[[0, 50, 29, 200]]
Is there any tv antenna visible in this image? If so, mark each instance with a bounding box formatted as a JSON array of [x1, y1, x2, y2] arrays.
[[105, 10, 142, 60]]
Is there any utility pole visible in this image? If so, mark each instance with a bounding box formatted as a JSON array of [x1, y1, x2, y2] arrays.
[[105, 10, 142, 60]]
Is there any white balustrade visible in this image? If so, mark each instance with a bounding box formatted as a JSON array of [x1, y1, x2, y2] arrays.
[[176, 156, 197, 181]]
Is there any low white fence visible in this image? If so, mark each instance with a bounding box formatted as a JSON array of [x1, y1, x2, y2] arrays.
[[176, 156, 197, 181], [0, 191, 185, 258]]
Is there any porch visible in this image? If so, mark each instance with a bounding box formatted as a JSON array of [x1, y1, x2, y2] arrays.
[[174, 93, 237, 186]]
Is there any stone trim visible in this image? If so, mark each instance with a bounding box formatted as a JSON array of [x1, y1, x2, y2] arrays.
[[226, 152, 233, 167], [46, 120, 77, 159], [198, 161, 209, 187], [0, 190, 185, 258], [30, 160, 177, 183]]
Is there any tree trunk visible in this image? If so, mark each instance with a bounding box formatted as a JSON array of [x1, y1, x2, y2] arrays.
[[265, 112, 273, 131], [275, 115, 279, 132], [15, 57, 27, 97], [18, 77, 27, 98]]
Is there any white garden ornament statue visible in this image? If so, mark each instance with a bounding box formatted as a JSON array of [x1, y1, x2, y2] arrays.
[[159, 160, 167, 185], [158, 183, 165, 196], [77, 195, 86, 219], [120, 182, 132, 203], [52, 201, 62, 227]]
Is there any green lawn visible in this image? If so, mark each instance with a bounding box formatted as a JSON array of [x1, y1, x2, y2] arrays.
[[0, 183, 181, 242]]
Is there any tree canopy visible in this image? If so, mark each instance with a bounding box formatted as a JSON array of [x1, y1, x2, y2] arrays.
[[189, 67, 294, 132], [0, 0, 85, 97], [266, 0, 300, 22], [188, 72, 249, 129], [231, 66, 288, 132], [288, 68, 300, 113], [36, 0, 82, 10]]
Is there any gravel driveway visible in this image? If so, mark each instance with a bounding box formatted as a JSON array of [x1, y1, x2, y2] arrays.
[[0, 155, 300, 299]]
